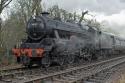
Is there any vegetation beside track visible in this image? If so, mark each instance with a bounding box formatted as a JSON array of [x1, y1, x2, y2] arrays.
[[0, 48, 16, 66]]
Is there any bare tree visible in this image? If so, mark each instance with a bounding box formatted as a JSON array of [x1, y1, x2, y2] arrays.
[[32, 0, 42, 15], [15, 0, 42, 25], [0, 0, 12, 13], [48, 5, 76, 22], [0, 0, 12, 29], [0, 0, 12, 48], [79, 10, 88, 24]]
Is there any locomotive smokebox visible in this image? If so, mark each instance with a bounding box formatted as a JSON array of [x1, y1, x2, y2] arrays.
[[27, 16, 46, 40]]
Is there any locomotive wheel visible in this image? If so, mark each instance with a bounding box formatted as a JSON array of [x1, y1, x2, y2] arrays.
[[41, 56, 51, 68], [74, 56, 80, 63], [26, 62, 33, 68], [57, 56, 65, 66], [86, 55, 92, 62], [67, 54, 75, 64]]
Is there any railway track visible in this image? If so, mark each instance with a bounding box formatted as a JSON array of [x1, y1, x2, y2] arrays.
[[85, 63, 125, 83], [38, 55, 125, 83], [0, 55, 125, 83], [0, 61, 83, 83], [0, 65, 23, 73]]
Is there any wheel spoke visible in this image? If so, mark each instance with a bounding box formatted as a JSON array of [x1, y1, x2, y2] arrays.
[[58, 56, 64, 66], [67, 54, 75, 64]]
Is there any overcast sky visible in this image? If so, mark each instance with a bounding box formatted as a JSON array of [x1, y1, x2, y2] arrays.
[[42, 0, 125, 37]]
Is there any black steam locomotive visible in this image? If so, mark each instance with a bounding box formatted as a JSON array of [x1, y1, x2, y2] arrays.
[[12, 12, 125, 67]]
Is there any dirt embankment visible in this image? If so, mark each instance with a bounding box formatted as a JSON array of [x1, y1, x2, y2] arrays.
[[108, 69, 125, 83]]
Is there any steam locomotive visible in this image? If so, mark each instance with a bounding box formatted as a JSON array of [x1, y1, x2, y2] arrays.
[[12, 12, 125, 67]]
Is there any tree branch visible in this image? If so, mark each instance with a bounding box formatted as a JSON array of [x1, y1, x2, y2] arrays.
[[2, 0, 12, 10]]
